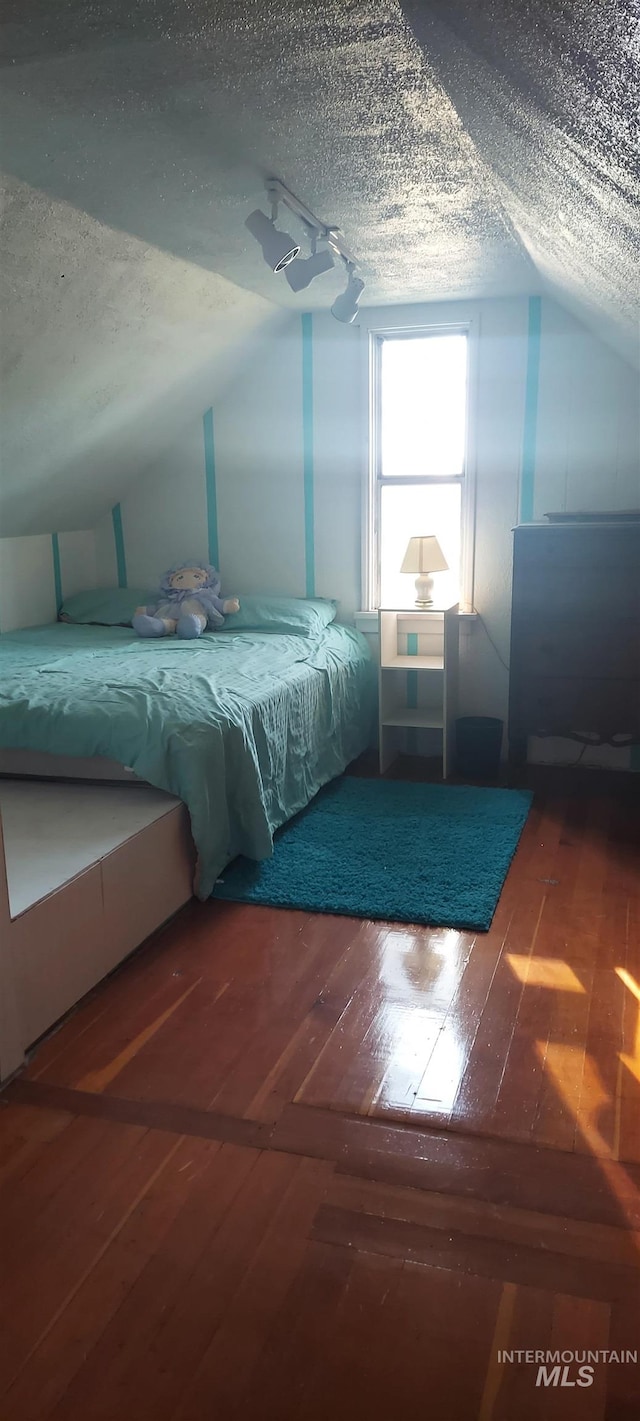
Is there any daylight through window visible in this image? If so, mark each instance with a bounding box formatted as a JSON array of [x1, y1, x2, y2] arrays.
[[370, 330, 469, 609]]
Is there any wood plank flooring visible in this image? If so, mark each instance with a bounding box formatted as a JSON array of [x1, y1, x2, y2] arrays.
[[1, 772, 639, 1418]]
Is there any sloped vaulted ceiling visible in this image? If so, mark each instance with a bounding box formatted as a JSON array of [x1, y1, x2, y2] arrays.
[[1, 1, 638, 535], [402, 0, 640, 366]]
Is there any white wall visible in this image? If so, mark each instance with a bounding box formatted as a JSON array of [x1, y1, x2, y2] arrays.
[[535, 300, 640, 518], [94, 513, 119, 590], [113, 314, 304, 599], [101, 293, 639, 765], [55, 531, 98, 599], [115, 420, 210, 592], [115, 298, 533, 630], [0, 531, 97, 632], [214, 321, 306, 600], [307, 314, 363, 619], [116, 318, 307, 600], [0, 537, 57, 633]]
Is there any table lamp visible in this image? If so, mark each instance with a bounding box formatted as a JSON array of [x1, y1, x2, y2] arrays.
[[400, 535, 449, 607]]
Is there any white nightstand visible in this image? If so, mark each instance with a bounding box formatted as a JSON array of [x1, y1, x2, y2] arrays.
[[378, 605, 460, 776]]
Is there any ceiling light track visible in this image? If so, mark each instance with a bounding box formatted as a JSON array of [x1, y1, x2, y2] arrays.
[[265, 179, 357, 269], [245, 177, 364, 320]]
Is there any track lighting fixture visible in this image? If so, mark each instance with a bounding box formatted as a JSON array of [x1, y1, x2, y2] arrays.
[[244, 208, 300, 273], [245, 179, 363, 308], [285, 237, 335, 292], [331, 262, 365, 324]]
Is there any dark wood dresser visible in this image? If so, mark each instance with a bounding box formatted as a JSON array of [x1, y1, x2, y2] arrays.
[[508, 521, 640, 766]]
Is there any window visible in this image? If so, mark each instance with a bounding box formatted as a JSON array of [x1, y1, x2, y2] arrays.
[[368, 329, 471, 609]]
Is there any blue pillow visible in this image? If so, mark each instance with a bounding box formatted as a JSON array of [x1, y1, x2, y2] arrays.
[[224, 595, 336, 636], [59, 587, 156, 626]]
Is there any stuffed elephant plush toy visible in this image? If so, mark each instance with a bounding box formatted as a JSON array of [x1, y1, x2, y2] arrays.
[[132, 562, 240, 639]]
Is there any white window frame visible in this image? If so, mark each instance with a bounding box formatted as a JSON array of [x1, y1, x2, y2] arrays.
[[364, 321, 478, 612]]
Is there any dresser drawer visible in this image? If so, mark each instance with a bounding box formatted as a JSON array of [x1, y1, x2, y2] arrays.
[[511, 563, 640, 615], [514, 526, 640, 570], [512, 676, 640, 736], [512, 616, 638, 679]]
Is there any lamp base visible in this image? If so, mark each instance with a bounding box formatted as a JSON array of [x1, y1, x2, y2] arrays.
[[414, 573, 434, 608]]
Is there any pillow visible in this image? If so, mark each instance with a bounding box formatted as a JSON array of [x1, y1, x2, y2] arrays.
[[59, 587, 155, 626], [224, 595, 336, 636]]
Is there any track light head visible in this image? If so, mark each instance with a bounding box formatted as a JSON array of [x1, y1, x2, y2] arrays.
[[246, 182, 359, 300], [331, 265, 365, 324], [245, 208, 301, 273], [285, 245, 335, 292]]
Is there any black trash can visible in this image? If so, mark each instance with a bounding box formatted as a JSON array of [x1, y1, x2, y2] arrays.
[[455, 717, 503, 780]]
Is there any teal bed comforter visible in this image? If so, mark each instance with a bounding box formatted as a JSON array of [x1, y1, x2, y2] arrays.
[[0, 622, 374, 899]]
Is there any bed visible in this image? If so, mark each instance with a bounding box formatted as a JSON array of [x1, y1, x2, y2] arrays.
[[0, 615, 374, 900], [0, 606, 373, 1077]]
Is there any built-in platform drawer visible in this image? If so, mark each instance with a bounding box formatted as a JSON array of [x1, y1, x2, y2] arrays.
[[101, 804, 194, 971], [12, 863, 107, 1046]]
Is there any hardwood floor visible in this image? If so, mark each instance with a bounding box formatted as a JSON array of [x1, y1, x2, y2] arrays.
[[1, 772, 639, 1419]]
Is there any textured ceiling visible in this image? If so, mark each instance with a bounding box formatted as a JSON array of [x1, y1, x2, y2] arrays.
[[1, 1, 536, 307], [1, 1, 638, 534], [0, 174, 282, 535], [402, 1, 640, 365]]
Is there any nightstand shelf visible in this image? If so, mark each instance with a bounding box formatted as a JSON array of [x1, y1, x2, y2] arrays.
[[381, 708, 444, 730], [378, 606, 460, 776], [383, 654, 445, 671]]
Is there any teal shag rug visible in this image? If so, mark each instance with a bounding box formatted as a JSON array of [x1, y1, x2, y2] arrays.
[[213, 776, 533, 932]]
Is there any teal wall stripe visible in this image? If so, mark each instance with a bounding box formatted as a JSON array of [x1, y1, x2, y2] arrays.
[[630, 745, 640, 773], [111, 504, 127, 588], [406, 670, 418, 709], [520, 295, 542, 523], [203, 406, 219, 567], [51, 533, 63, 612], [302, 312, 315, 598], [407, 634, 418, 710]]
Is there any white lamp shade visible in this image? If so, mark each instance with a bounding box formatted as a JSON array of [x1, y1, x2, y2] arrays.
[[400, 535, 449, 575]]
